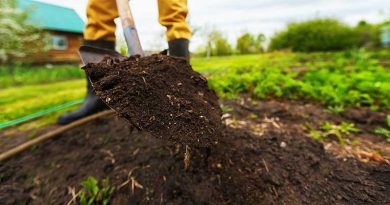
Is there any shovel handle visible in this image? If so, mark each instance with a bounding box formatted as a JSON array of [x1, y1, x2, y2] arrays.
[[116, 0, 144, 56]]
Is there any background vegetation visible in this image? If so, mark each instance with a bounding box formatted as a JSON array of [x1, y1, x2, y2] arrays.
[[194, 18, 389, 55], [0, 0, 47, 64], [1, 49, 389, 128]]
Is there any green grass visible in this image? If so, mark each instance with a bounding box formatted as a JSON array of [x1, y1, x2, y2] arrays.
[[1, 49, 389, 130], [0, 64, 83, 88], [0, 79, 85, 125]]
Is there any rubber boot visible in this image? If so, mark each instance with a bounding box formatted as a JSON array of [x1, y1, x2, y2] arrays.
[[56, 40, 115, 125], [168, 38, 190, 59]]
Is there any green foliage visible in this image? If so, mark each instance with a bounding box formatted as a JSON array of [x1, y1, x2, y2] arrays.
[[214, 37, 233, 56], [374, 128, 390, 143], [309, 121, 360, 145], [3, 50, 390, 130], [79, 176, 115, 205], [197, 26, 233, 57], [354, 20, 381, 48], [269, 18, 357, 52], [236, 33, 265, 54], [204, 49, 390, 110], [220, 104, 234, 112], [0, 0, 48, 64], [373, 115, 390, 143]]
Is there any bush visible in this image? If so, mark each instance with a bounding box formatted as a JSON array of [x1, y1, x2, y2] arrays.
[[269, 18, 358, 52], [197, 26, 234, 57], [236, 33, 265, 54], [354, 20, 380, 48], [214, 37, 233, 56]]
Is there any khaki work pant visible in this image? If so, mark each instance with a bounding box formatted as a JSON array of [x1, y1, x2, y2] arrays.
[[84, 0, 191, 41]]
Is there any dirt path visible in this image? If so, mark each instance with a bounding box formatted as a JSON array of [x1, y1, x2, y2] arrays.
[[0, 99, 389, 204]]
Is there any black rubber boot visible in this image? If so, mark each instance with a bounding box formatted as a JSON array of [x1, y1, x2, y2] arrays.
[[168, 38, 190, 59], [56, 40, 115, 125]]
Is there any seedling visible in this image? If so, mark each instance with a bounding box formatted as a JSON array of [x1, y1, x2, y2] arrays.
[[373, 115, 390, 143], [78, 176, 115, 205], [220, 104, 234, 112], [326, 105, 345, 114], [309, 121, 360, 145]]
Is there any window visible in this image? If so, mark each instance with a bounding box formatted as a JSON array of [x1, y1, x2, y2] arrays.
[[51, 35, 68, 50]]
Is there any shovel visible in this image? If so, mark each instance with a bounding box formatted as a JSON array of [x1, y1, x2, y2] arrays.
[[79, 0, 143, 65]]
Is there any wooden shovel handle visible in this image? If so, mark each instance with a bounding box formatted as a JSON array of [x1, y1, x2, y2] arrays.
[[116, 0, 135, 27], [115, 0, 144, 56]]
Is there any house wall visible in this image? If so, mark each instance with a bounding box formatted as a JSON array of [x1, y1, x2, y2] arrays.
[[28, 30, 83, 64]]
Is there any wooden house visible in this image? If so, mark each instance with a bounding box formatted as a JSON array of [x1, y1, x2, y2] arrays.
[[18, 0, 85, 63]]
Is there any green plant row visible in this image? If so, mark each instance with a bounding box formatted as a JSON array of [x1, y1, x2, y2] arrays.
[[203, 49, 390, 110]]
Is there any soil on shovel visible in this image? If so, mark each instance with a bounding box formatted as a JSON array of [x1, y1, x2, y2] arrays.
[[0, 109, 389, 204], [83, 54, 222, 147]]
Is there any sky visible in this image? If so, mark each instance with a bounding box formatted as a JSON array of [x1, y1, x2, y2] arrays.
[[37, 0, 390, 51]]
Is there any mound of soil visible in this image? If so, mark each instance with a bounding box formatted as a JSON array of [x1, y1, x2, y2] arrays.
[[83, 54, 222, 146], [1, 113, 389, 204]]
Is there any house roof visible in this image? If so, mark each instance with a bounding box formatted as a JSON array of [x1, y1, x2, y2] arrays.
[[18, 0, 85, 33]]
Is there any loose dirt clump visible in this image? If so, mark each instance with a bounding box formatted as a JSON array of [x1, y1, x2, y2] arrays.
[[83, 54, 222, 146]]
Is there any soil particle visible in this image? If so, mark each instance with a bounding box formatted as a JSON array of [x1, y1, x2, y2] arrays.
[[83, 54, 222, 147]]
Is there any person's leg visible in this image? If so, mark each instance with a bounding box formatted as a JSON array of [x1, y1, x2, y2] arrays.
[[157, 0, 191, 58], [57, 0, 118, 125]]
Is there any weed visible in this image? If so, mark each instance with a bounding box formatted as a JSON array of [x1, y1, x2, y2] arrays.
[[326, 105, 345, 114], [374, 128, 390, 142], [373, 115, 390, 143], [220, 104, 234, 112], [309, 121, 360, 145], [78, 176, 115, 205]]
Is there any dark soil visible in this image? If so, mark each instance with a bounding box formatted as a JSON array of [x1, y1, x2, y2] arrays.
[[220, 97, 390, 159], [83, 54, 222, 146], [1, 103, 389, 204]]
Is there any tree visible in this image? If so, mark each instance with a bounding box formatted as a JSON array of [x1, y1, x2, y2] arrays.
[[354, 20, 380, 48], [214, 37, 233, 56], [198, 25, 233, 57], [269, 18, 358, 52], [0, 0, 47, 64], [236, 33, 265, 54]]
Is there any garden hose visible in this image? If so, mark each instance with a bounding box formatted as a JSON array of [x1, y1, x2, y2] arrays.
[[0, 99, 84, 130]]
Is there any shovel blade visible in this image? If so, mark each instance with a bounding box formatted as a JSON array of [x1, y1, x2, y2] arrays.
[[78, 45, 124, 65]]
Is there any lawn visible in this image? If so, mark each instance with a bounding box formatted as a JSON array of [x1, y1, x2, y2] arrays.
[[1, 49, 389, 129], [0, 79, 85, 129]]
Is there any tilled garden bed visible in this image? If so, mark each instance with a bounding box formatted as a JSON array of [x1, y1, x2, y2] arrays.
[[1, 99, 389, 204]]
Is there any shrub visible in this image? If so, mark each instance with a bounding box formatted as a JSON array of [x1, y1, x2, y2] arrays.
[[269, 18, 358, 52], [354, 20, 380, 48], [214, 37, 233, 56], [236, 33, 265, 54]]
